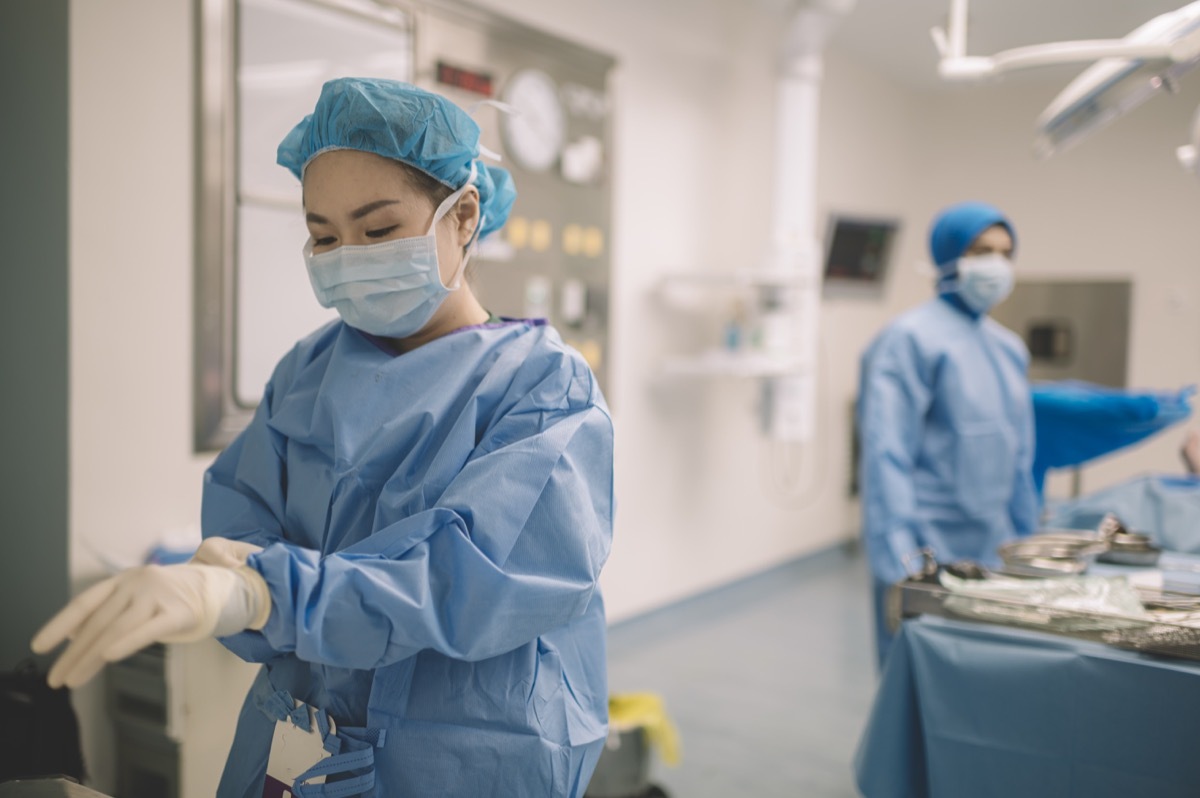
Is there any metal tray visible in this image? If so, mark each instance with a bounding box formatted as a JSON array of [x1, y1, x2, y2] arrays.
[[890, 578, 1200, 662]]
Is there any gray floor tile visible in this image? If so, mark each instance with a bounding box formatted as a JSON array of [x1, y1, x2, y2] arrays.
[[604, 543, 875, 798]]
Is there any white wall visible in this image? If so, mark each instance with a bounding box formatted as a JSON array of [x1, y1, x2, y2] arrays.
[[469, 0, 928, 623], [70, 0, 211, 788]]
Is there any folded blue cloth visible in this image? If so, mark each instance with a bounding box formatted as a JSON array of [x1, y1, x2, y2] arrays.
[[1032, 380, 1194, 493]]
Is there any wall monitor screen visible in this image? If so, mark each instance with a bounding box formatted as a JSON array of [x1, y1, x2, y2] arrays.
[[823, 215, 899, 284]]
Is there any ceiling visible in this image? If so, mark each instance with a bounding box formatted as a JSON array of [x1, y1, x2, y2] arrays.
[[828, 0, 1191, 89]]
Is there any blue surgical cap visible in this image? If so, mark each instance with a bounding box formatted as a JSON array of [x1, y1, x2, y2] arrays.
[[928, 201, 1017, 272], [278, 77, 516, 240]]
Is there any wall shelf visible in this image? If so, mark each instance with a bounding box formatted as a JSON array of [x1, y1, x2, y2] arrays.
[[662, 350, 806, 379], [658, 269, 815, 290]]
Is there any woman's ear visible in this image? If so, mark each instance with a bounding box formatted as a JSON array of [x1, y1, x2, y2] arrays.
[[452, 187, 481, 248]]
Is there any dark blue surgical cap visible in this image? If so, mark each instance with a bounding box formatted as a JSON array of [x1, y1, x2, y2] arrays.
[[278, 77, 516, 240], [928, 200, 1017, 272]]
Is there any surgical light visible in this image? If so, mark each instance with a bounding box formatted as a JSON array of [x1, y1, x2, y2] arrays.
[[1034, 4, 1200, 158], [932, 0, 1200, 163]]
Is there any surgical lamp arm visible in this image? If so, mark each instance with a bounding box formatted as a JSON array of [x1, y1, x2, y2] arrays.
[[931, 0, 1199, 82], [936, 41, 1179, 81]]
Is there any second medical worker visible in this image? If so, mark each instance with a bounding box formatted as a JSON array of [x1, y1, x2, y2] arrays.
[[857, 201, 1037, 664], [33, 77, 614, 796]]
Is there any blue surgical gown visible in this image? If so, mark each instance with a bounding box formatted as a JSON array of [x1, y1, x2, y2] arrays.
[[857, 297, 1037, 660], [202, 319, 614, 797]]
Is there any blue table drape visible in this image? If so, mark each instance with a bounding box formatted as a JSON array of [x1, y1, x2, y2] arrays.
[[854, 616, 1200, 798]]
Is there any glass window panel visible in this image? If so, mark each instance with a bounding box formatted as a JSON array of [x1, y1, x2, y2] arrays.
[[232, 0, 413, 409], [238, 0, 412, 198]]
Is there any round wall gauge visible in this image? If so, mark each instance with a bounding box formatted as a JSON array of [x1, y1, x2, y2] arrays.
[[500, 68, 566, 173]]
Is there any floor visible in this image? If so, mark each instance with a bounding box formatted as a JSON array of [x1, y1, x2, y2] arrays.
[[604, 542, 878, 798]]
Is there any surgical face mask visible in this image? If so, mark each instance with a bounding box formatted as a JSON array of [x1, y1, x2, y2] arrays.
[[304, 181, 474, 338], [954, 253, 1014, 313]]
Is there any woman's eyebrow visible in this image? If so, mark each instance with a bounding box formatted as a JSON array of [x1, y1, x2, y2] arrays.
[[351, 199, 400, 220], [305, 199, 402, 225]]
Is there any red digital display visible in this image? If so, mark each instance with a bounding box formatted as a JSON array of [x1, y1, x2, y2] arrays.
[[436, 61, 494, 97]]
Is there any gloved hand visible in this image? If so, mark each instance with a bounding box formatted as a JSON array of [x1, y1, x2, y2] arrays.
[[191, 536, 265, 569], [31, 563, 272, 688]]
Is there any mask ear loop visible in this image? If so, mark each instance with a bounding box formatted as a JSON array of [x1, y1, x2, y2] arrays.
[[914, 259, 939, 280], [452, 211, 485, 289], [917, 259, 958, 293], [438, 162, 479, 290], [445, 101, 515, 284]]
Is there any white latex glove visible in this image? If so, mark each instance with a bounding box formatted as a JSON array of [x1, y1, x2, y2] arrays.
[[191, 536, 265, 568], [31, 563, 271, 688]]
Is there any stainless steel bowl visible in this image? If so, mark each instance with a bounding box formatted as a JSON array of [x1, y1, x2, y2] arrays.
[[997, 532, 1109, 577], [1097, 531, 1162, 566]]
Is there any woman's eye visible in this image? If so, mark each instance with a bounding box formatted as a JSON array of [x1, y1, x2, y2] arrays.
[[366, 225, 400, 239], [313, 236, 336, 247]]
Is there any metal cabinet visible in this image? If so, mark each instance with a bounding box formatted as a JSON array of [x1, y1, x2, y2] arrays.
[[108, 646, 179, 798]]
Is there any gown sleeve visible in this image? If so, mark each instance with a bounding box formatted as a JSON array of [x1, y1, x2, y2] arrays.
[[858, 331, 933, 585], [207, 353, 614, 670], [201, 377, 290, 552]]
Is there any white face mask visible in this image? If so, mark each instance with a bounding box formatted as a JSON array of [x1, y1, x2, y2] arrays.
[[954, 253, 1014, 313], [304, 180, 476, 338]]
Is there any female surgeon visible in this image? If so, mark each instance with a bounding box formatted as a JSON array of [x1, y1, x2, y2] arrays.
[[856, 201, 1037, 666], [32, 77, 614, 796]]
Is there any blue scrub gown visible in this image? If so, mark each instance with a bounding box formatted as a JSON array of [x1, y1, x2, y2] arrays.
[[857, 296, 1038, 663], [202, 319, 613, 797]]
